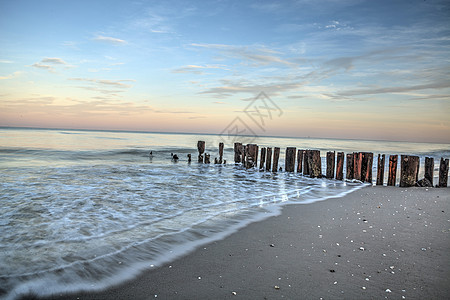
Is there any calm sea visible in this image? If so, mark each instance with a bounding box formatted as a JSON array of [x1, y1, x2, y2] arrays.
[[0, 127, 448, 299]]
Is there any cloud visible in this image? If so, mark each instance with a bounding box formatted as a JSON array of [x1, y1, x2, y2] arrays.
[[0, 60, 14, 64], [172, 64, 228, 74], [336, 81, 450, 97], [0, 71, 21, 80], [31, 62, 55, 72], [41, 57, 69, 65], [190, 43, 296, 67], [93, 35, 127, 45], [69, 78, 136, 89]]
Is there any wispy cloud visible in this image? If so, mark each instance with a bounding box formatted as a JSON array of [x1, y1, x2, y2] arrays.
[[0, 60, 14, 64], [190, 43, 296, 67], [93, 35, 127, 45], [31, 57, 74, 72], [0, 71, 21, 80], [69, 78, 136, 88], [172, 64, 228, 74]]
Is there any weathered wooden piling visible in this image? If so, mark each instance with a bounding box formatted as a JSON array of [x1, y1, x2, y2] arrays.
[[424, 157, 434, 186], [204, 153, 210, 164], [353, 152, 363, 181], [336, 152, 344, 180], [438, 158, 449, 187], [307, 150, 321, 178], [346, 153, 354, 179], [266, 147, 272, 172], [387, 155, 398, 186], [219, 142, 224, 164], [399, 155, 420, 187], [260, 147, 266, 170], [197, 141, 205, 163], [361, 152, 373, 183], [245, 144, 258, 169], [297, 149, 303, 173], [285, 147, 296, 172], [376, 154, 385, 185], [234, 142, 242, 163], [272, 147, 280, 172], [242, 145, 246, 165], [303, 150, 310, 175], [187, 153, 192, 163], [326, 151, 335, 179]]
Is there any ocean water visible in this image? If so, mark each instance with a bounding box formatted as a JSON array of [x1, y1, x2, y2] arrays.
[[0, 127, 448, 299]]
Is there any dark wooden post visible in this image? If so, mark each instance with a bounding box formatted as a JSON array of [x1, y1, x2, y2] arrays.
[[346, 153, 354, 179], [326, 151, 335, 179], [285, 147, 296, 172], [260, 147, 266, 170], [187, 153, 192, 163], [266, 147, 272, 172], [387, 155, 398, 186], [297, 149, 304, 173], [400, 155, 420, 187], [272, 147, 280, 172], [308, 150, 321, 178], [197, 141, 205, 163], [219, 142, 224, 164], [361, 152, 373, 183], [245, 144, 258, 169], [353, 152, 363, 181], [424, 157, 434, 186], [234, 142, 242, 163], [303, 150, 310, 175], [204, 153, 211, 164], [336, 152, 344, 180], [376, 154, 386, 185], [438, 158, 449, 187]]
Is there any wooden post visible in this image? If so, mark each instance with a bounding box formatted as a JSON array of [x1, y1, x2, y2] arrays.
[[234, 142, 242, 163], [197, 141, 205, 163], [438, 158, 449, 187], [285, 147, 296, 172], [297, 149, 304, 173], [326, 151, 335, 179], [303, 150, 310, 175], [187, 153, 192, 163], [266, 147, 272, 172], [308, 150, 321, 178], [336, 152, 344, 180], [245, 144, 258, 169], [219, 142, 224, 164], [242, 145, 246, 165], [361, 152, 373, 183], [387, 155, 398, 186], [272, 147, 280, 172], [204, 153, 211, 164], [424, 157, 434, 186], [260, 147, 266, 170], [376, 154, 386, 186], [346, 153, 354, 179], [353, 152, 363, 181], [400, 155, 420, 187]]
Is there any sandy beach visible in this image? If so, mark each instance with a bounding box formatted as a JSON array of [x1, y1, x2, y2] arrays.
[[34, 186, 449, 300]]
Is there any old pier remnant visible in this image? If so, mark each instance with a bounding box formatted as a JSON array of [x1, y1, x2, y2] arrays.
[[272, 147, 280, 172], [336, 152, 344, 180], [388, 155, 398, 186], [326, 151, 335, 179], [376, 154, 386, 186], [399, 155, 420, 187], [285, 147, 296, 172], [197, 141, 205, 163], [439, 158, 449, 187]]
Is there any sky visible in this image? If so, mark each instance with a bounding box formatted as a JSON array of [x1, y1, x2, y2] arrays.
[[0, 0, 449, 143]]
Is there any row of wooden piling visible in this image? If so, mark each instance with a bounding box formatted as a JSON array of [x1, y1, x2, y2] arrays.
[[195, 141, 449, 187]]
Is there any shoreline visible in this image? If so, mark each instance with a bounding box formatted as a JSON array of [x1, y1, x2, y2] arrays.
[[34, 186, 449, 300]]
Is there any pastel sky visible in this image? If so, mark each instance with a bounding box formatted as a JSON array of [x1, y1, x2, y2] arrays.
[[1, 0, 449, 143]]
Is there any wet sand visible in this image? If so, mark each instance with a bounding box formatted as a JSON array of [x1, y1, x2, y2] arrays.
[[38, 186, 449, 300]]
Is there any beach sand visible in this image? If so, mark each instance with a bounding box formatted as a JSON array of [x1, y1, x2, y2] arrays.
[[37, 186, 449, 300]]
